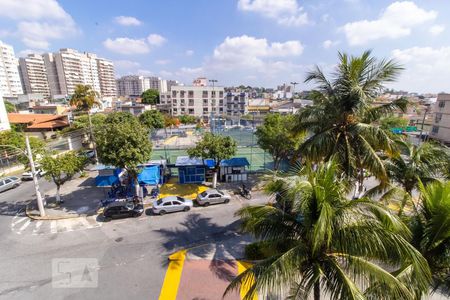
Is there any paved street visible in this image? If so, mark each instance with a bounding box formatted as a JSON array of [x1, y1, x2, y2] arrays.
[[0, 180, 268, 300]]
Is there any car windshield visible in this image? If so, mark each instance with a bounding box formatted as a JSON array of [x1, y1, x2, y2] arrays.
[[217, 190, 224, 195], [200, 191, 208, 197], [10, 177, 18, 180], [176, 196, 185, 202], [156, 199, 163, 205]]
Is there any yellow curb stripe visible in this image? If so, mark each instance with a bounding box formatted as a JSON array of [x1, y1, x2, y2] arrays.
[[158, 250, 187, 300], [237, 261, 257, 300]]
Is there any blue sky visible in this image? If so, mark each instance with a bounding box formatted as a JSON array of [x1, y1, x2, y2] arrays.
[[0, 0, 449, 93]]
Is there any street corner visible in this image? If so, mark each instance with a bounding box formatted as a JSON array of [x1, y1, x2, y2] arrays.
[[158, 248, 257, 300]]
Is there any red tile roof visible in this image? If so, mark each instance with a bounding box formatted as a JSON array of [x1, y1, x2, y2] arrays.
[[8, 113, 69, 129]]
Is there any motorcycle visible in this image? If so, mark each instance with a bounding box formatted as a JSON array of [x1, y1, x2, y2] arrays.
[[239, 185, 252, 200]]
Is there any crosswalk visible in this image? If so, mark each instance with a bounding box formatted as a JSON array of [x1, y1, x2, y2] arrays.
[[10, 213, 103, 236]]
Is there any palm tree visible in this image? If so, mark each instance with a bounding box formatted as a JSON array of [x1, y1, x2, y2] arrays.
[[70, 84, 101, 162], [374, 141, 449, 215], [225, 160, 431, 300], [296, 51, 408, 193], [409, 180, 450, 296]]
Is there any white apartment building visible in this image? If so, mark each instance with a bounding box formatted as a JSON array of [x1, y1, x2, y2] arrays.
[[116, 75, 165, 97], [97, 58, 116, 97], [430, 93, 450, 145], [81, 53, 101, 94], [225, 92, 249, 116], [160, 84, 225, 119], [0, 91, 10, 131], [19, 54, 50, 98], [0, 41, 23, 97], [42, 53, 62, 97]]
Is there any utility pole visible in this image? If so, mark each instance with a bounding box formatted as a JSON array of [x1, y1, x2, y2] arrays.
[[209, 79, 218, 133], [25, 136, 45, 217], [88, 112, 99, 164], [418, 106, 430, 145]]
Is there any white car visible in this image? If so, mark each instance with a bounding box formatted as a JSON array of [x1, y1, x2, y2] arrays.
[[196, 189, 231, 206], [21, 169, 46, 181], [152, 196, 193, 215]]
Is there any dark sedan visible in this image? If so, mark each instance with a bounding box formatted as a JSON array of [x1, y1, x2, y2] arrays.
[[103, 200, 144, 220]]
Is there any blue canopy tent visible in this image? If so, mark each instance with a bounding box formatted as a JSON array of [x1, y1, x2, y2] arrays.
[[95, 165, 122, 187], [137, 165, 160, 185]]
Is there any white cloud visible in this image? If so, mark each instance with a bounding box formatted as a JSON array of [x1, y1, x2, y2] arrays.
[[104, 33, 166, 55], [137, 69, 154, 76], [0, 0, 79, 50], [114, 16, 142, 26], [341, 1, 437, 46], [114, 60, 141, 76], [391, 46, 450, 93], [103, 38, 150, 55], [322, 39, 339, 49], [429, 25, 445, 36], [160, 70, 173, 77], [321, 14, 329, 22], [17, 49, 38, 57], [237, 0, 308, 27], [155, 59, 171, 65], [147, 34, 166, 46], [185, 50, 194, 56]]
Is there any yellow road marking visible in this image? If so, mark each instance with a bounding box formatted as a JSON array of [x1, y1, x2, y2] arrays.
[[237, 261, 257, 300], [158, 250, 187, 300]]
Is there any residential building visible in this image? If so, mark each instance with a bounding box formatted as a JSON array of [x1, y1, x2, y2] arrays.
[[0, 41, 23, 97], [30, 104, 69, 115], [430, 93, 450, 145], [115, 102, 148, 116], [116, 75, 146, 98], [0, 92, 10, 131], [42, 53, 62, 97], [225, 92, 248, 116], [145, 76, 161, 91], [7, 113, 69, 138], [96, 58, 116, 97], [18, 54, 50, 98], [54, 48, 85, 96], [159, 82, 225, 119]]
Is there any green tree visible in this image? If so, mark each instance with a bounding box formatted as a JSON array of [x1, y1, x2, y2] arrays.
[[0, 130, 45, 167], [380, 115, 409, 131], [70, 84, 101, 161], [71, 113, 106, 130], [163, 114, 179, 137], [141, 89, 159, 105], [95, 113, 152, 196], [178, 115, 197, 124], [139, 110, 164, 131], [409, 180, 450, 296], [296, 51, 408, 193], [255, 113, 303, 170], [187, 133, 237, 188], [370, 141, 450, 216], [4, 100, 16, 113], [226, 160, 431, 300], [40, 151, 86, 203]]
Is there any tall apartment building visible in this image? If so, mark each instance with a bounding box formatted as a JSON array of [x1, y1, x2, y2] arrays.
[[97, 58, 116, 97], [42, 53, 62, 97], [225, 92, 249, 116], [116, 75, 165, 97], [159, 84, 225, 119], [19, 54, 50, 98], [0, 91, 10, 131], [0, 41, 23, 97], [430, 93, 450, 145]]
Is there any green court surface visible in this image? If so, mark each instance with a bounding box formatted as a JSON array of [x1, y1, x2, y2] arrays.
[[151, 146, 274, 172]]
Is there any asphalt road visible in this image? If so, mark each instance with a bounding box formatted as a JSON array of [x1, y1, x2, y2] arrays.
[[0, 182, 267, 300]]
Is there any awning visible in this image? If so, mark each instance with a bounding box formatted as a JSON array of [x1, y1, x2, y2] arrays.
[[138, 165, 160, 185], [220, 157, 250, 167]]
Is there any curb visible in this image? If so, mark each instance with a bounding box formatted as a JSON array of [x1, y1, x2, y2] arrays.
[[25, 204, 96, 221]]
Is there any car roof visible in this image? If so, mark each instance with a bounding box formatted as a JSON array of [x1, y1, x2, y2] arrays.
[[205, 189, 220, 194], [106, 201, 130, 208], [161, 196, 178, 201], [1, 176, 17, 180]]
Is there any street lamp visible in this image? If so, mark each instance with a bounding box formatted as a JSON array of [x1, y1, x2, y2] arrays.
[[290, 81, 298, 99], [0, 136, 45, 216]]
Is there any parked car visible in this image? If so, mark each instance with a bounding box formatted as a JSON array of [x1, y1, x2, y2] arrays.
[[196, 189, 231, 206], [152, 196, 193, 215], [21, 168, 46, 181], [0, 176, 21, 192], [103, 200, 144, 220]]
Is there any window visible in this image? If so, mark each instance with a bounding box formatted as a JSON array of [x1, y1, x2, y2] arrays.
[[219, 91, 223, 97], [180, 99, 185, 105], [181, 108, 185, 113], [212, 91, 216, 97], [200, 191, 208, 197], [4, 179, 12, 184], [180, 90, 185, 98], [435, 113, 442, 123], [203, 107, 209, 113], [172, 91, 177, 97], [173, 108, 177, 113], [219, 99, 223, 105], [203, 99, 208, 106], [438, 101, 445, 108], [163, 202, 172, 206], [188, 90, 194, 98], [0, 181, 4, 186], [157, 199, 163, 205], [189, 99, 194, 106], [188, 108, 194, 114], [432, 126, 439, 134], [172, 99, 177, 104], [219, 108, 223, 112], [212, 99, 216, 106], [176, 196, 185, 202], [202, 91, 208, 98]]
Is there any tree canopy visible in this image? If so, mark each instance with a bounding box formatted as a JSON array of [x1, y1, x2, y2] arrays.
[[0, 130, 45, 166], [69, 84, 101, 112], [139, 110, 165, 130], [178, 115, 197, 124], [255, 113, 303, 170], [187, 132, 237, 169], [380, 115, 409, 130], [141, 89, 159, 105], [40, 151, 86, 203], [4, 100, 16, 113], [95, 113, 152, 179]]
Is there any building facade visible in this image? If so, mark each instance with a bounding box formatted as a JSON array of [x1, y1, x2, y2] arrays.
[[116, 75, 145, 97], [160, 84, 225, 119], [0, 41, 23, 97], [430, 93, 450, 145], [19, 54, 50, 98], [225, 92, 248, 116], [96, 58, 116, 98]]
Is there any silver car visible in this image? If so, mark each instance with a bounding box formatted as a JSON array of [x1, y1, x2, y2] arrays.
[[0, 176, 21, 192], [152, 196, 193, 215], [197, 189, 231, 206]]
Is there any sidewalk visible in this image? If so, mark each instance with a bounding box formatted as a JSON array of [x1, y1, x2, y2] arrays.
[[26, 173, 105, 220]]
